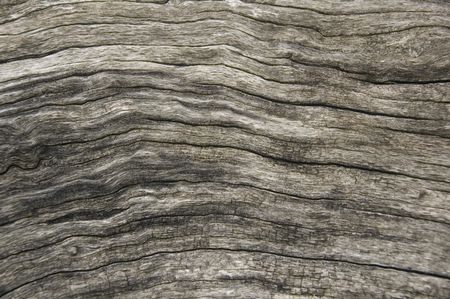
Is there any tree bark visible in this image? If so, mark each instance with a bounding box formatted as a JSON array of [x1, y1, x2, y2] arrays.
[[0, 0, 449, 298]]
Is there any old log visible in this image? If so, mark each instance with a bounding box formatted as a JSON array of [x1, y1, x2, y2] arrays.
[[0, 0, 449, 298]]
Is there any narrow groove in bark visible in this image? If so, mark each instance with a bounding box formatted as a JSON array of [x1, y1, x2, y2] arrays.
[[2, 247, 448, 297], [1, 69, 440, 122], [34, 129, 447, 183]]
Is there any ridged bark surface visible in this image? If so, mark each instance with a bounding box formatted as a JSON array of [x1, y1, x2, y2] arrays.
[[1, 0, 449, 298]]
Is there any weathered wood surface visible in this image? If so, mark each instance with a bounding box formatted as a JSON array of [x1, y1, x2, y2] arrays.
[[1, 0, 450, 298]]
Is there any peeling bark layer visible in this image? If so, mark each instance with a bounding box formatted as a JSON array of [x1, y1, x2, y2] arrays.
[[0, 0, 450, 298]]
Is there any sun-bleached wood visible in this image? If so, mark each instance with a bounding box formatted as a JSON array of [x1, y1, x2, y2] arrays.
[[0, 0, 449, 298]]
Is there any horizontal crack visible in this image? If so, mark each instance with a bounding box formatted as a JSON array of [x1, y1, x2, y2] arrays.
[[1, 247, 448, 297]]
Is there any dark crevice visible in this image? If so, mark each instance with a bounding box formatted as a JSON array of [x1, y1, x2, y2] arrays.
[[1, 247, 448, 297]]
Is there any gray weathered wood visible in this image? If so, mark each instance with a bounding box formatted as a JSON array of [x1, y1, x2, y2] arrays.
[[0, 0, 450, 298]]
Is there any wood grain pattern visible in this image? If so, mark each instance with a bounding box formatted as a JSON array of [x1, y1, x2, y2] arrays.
[[0, 0, 449, 298]]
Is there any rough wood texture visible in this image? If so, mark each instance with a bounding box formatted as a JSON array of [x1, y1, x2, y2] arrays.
[[1, 0, 450, 298]]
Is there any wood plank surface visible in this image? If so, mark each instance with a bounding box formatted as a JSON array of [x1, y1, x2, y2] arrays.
[[0, 0, 449, 298]]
